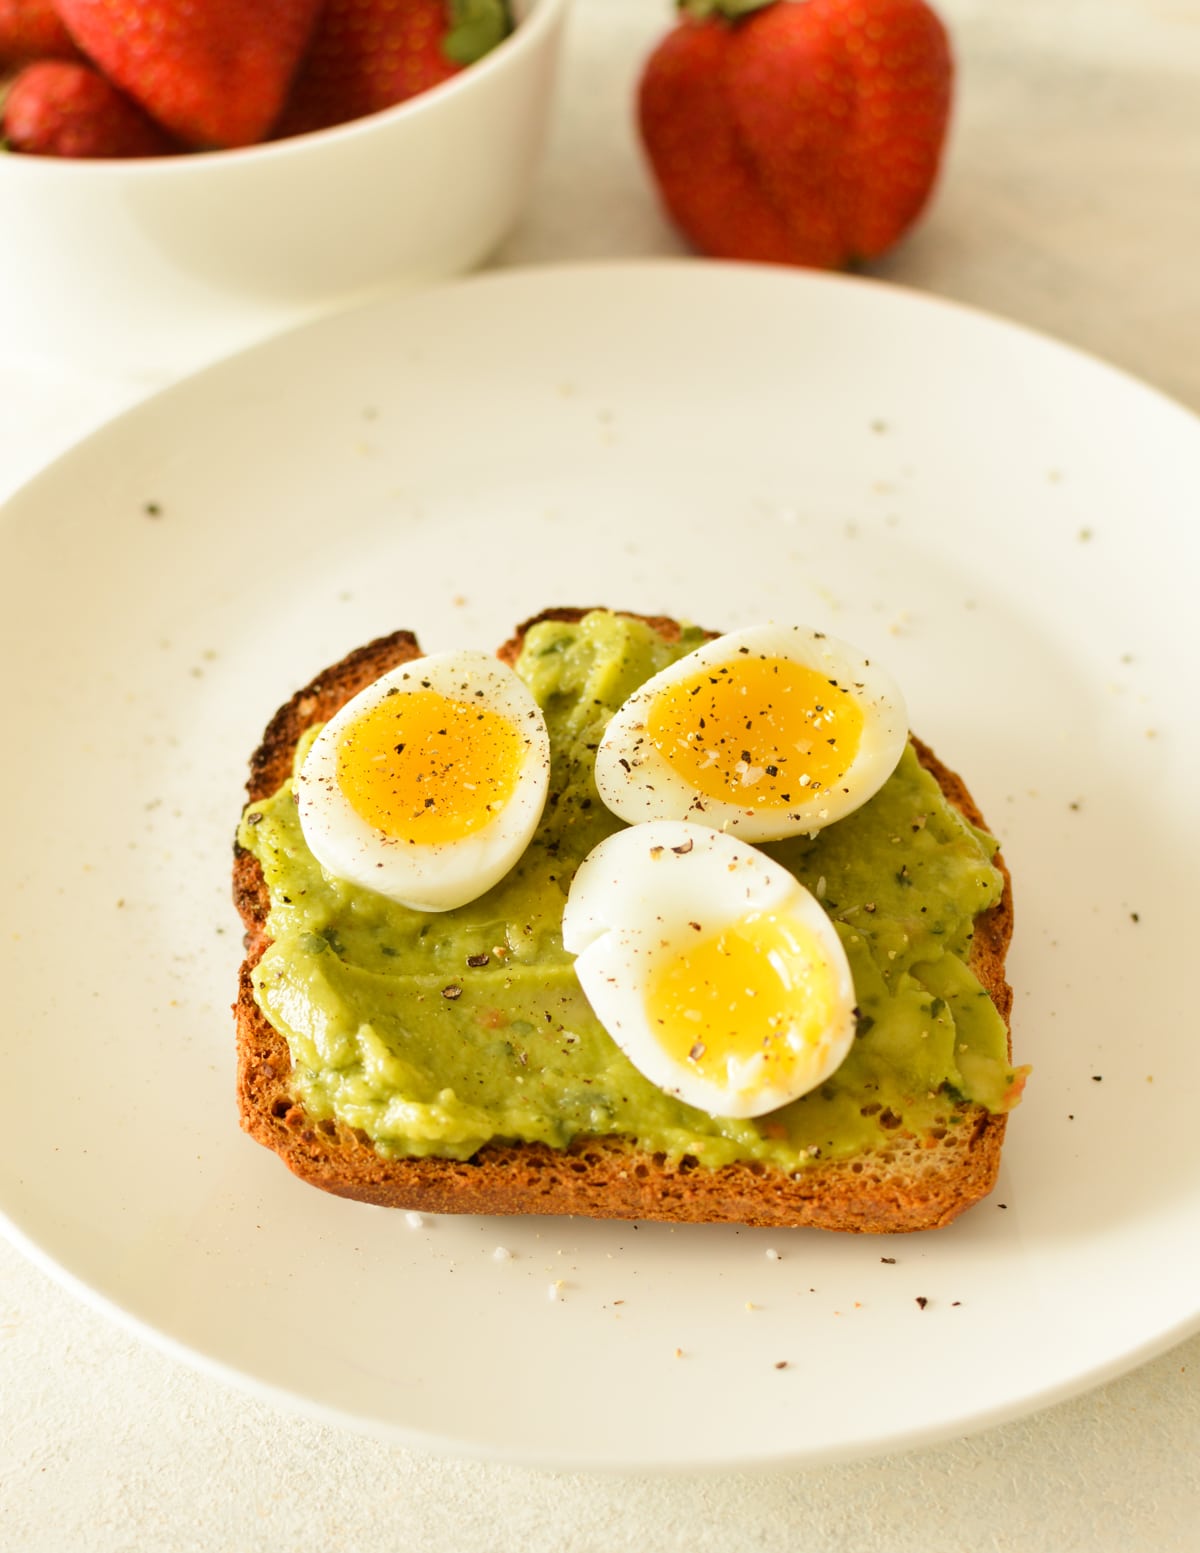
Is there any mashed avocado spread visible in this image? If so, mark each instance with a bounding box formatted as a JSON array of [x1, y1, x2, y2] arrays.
[[238, 611, 1021, 1169]]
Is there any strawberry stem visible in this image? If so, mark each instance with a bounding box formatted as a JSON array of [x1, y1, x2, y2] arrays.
[[445, 0, 512, 66], [677, 0, 778, 20]]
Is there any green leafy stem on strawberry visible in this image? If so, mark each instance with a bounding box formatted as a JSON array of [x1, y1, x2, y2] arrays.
[[676, 0, 779, 19], [444, 0, 511, 65]]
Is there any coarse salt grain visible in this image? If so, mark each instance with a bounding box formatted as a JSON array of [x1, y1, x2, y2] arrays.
[[405, 1212, 424, 1229], [493, 1246, 513, 1263]]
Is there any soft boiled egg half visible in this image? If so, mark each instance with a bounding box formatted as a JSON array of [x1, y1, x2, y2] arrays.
[[594, 623, 908, 841], [296, 650, 550, 912], [562, 821, 857, 1119]]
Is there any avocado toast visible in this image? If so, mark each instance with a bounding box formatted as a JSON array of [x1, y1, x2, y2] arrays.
[[233, 609, 1022, 1232]]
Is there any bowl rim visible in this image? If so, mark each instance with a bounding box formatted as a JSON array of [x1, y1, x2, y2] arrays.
[[0, 0, 571, 177]]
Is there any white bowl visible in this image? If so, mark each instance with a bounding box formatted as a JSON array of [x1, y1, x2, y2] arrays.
[[0, 0, 569, 379]]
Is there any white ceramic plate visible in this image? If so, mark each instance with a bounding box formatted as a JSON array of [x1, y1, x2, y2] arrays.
[[2, 262, 1198, 1470]]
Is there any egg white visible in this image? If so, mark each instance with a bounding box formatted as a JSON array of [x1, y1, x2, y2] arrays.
[[295, 649, 550, 912], [594, 623, 908, 841], [562, 821, 857, 1119]]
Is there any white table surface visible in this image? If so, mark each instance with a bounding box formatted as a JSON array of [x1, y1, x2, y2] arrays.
[[3, 1, 1199, 1547]]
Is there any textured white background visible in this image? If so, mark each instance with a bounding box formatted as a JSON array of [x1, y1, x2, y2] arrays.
[[3, 0, 1200, 1546]]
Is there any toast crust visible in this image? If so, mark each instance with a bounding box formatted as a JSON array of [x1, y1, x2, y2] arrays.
[[233, 613, 1015, 1232]]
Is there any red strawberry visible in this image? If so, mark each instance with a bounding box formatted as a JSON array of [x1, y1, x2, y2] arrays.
[[278, 0, 511, 139], [52, 0, 325, 148], [3, 58, 177, 155], [0, 0, 80, 68], [638, 0, 953, 269]]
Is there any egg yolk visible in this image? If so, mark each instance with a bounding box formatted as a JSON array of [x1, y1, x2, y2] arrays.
[[645, 910, 841, 1095], [645, 655, 864, 810], [335, 688, 525, 844]]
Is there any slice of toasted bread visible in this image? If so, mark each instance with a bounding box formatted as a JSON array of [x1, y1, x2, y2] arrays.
[[233, 612, 1015, 1232]]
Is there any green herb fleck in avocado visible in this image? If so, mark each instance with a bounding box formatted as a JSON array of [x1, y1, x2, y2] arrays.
[[237, 611, 1021, 1169]]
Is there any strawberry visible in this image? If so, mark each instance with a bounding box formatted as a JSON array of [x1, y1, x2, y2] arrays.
[[277, 0, 512, 139], [637, 0, 953, 269], [0, 0, 80, 69], [52, 0, 325, 149], [3, 58, 177, 155]]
